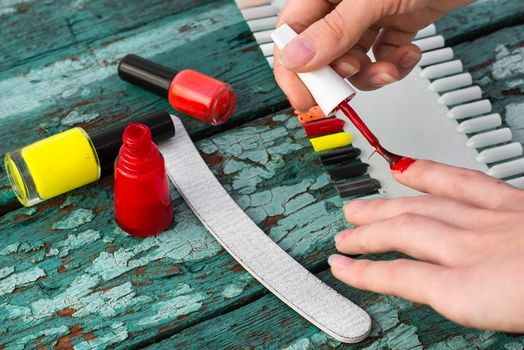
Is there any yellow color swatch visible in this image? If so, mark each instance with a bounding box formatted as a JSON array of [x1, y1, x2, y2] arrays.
[[309, 132, 353, 152], [21, 128, 100, 200]]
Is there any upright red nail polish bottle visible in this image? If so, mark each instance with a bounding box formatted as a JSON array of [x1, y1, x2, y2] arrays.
[[114, 123, 173, 237], [118, 54, 236, 126]]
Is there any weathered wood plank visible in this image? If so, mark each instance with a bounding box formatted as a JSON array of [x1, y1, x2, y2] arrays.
[[0, 0, 286, 212], [147, 268, 524, 350], [437, 0, 524, 45], [0, 0, 215, 71], [0, 111, 349, 349]]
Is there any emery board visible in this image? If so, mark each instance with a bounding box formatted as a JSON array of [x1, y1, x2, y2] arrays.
[[159, 115, 371, 343]]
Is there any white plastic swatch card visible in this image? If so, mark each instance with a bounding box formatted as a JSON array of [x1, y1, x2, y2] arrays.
[[344, 66, 489, 197]]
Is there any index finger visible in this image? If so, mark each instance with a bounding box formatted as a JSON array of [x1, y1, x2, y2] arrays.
[[392, 160, 524, 211]]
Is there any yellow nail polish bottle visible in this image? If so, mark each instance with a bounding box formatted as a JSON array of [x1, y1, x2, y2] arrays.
[[4, 111, 175, 207]]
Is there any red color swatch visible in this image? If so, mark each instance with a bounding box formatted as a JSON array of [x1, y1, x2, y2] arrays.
[[303, 118, 345, 137]]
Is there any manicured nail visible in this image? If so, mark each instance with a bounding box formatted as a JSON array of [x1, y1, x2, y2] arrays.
[[344, 200, 367, 214], [369, 72, 397, 88], [328, 254, 353, 268], [399, 51, 421, 69], [281, 37, 316, 69], [334, 62, 359, 78]]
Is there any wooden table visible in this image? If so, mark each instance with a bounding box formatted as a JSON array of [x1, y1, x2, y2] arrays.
[[1, 0, 523, 348]]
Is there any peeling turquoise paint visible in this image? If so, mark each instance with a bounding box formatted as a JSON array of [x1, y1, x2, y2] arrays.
[[0, 266, 46, 297], [61, 110, 100, 126], [5, 325, 69, 350], [367, 300, 400, 336], [52, 208, 95, 230], [137, 284, 204, 328], [74, 322, 129, 350]]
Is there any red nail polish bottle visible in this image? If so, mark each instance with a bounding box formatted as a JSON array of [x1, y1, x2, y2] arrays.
[[118, 54, 236, 126], [114, 123, 173, 237]]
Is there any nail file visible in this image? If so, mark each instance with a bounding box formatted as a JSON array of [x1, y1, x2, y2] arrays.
[[159, 115, 372, 343]]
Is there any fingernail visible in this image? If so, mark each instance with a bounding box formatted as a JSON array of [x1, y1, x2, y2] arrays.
[[328, 254, 353, 268], [334, 62, 359, 78], [334, 229, 349, 243], [344, 200, 367, 214], [281, 37, 316, 69], [369, 72, 397, 88], [399, 51, 421, 69]]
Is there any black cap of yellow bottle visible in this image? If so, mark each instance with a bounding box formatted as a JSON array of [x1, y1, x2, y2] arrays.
[[90, 110, 175, 176]]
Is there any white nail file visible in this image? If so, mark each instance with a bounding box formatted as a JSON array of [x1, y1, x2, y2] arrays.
[[159, 115, 372, 344]]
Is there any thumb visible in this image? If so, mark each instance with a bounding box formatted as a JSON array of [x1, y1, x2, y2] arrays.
[[280, 0, 383, 72]]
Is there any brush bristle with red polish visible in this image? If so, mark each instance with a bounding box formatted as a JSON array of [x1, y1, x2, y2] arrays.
[[337, 101, 406, 166]]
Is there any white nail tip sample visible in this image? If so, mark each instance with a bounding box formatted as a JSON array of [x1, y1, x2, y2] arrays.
[[247, 16, 277, 32], [466, 128, 512, 148], [419, 48, 454, 66], [429, 73, 472, 92], [438, 86, 482, 105], [456, 113, 502, 133], [420, 60, 463, 79], [260, 42, 273, 56], [507, 176, 524, 189], [447, 100, 492, 119], [235, 0, 271, 9], [253, 29, 274, 44], [241, 5, 279, 20], [414, 24, 437, 39], [489, 158, 524, 178], [267, 56, 274, 68], [477, 142, 523, 163], [412, 35, 445, 52]]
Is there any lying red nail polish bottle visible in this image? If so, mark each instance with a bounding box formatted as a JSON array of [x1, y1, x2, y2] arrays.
[[118, 54, 236, 126], [114, 123, 173, 237]]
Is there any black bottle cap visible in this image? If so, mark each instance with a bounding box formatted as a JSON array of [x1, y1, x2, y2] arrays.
[[89, 110, 175, 177], [118, 54, 179, 97]]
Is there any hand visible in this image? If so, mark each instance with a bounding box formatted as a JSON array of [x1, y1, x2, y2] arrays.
[[274, 0, 471, 111], [328, 160, 524, 332]]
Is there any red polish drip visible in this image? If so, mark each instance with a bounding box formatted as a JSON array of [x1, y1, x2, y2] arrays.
[[338, 101, 412, 168], [391, 157, 416, 172], [114, 123, 173, 237], [303, 118, 345, 137]]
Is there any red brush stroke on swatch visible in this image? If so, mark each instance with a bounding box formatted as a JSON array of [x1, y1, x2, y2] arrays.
[[390, 157, 416, 172]]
